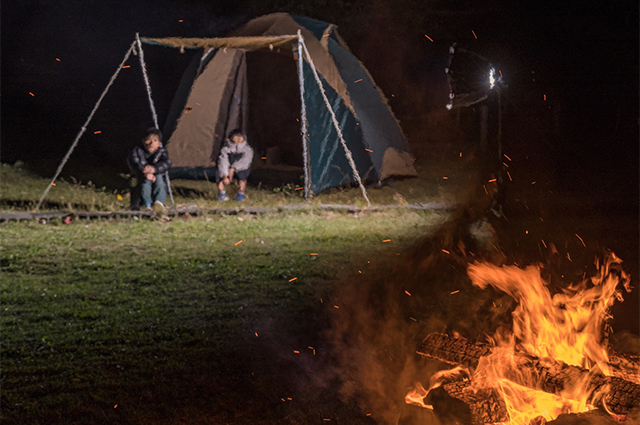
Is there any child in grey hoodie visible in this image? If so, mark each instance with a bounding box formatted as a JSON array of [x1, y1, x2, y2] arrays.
[[217, 129, 254, 201]]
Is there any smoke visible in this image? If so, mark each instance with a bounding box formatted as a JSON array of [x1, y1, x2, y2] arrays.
[[324, 186, 515, 424]]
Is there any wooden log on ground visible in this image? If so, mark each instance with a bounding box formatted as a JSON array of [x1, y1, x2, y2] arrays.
[[417, 333, 640, 415]]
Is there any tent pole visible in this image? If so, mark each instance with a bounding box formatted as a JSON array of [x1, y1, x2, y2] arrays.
[[299, 38, 371, 207], [136, 33, 175, 207], [296, 30, 311, 200], [35, 41, 137, 212]]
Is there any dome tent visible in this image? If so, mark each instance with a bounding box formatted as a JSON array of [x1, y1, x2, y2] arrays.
[[143, 13, 417, 198]]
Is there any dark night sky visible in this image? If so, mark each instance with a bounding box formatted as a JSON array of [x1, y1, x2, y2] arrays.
[[2, 0, 638, 201]]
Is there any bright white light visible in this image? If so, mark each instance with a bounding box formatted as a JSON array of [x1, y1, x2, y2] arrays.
[[446, 103, 453, 110], [489, 67, 496, 89]]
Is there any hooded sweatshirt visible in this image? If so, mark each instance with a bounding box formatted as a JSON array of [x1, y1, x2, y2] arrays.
[[217, 139, 254, 178]]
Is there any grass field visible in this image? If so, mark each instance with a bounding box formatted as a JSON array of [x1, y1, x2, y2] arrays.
[[2, 154, 638, 424], [1, 179, 452, 424], [0, 159, 461, 212]]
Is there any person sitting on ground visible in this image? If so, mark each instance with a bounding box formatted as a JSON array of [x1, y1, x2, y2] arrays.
[[217, 129, 254, 202], [127, 127, 172, 213]]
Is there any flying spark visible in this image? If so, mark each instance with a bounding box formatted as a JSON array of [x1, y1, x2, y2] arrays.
[[441, 249, 450, 254], [424, 34, 434, 42], [365, 148, 373, 152], [289, 277, 297, 282], [354, 79, 363, 83], [450, 290, 460, 294], [382, 239, 391, 242], [235, 240, 243, 246], [472, 30, 478, 39], [405, 290, 411, 296]]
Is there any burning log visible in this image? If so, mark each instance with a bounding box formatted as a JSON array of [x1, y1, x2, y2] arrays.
[[426, 380, 509, 425], [417, 333, 640, 416]]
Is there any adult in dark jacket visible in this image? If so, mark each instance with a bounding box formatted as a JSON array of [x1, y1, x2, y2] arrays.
[[127, 127, 172, 210]]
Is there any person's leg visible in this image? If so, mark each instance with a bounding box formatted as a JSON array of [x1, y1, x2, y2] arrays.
[[140, 178, 154, 207], [236, 169, 250, 194], [151, 174, 167, 206], [235, 169, 249, 201], [130, 178, 142, 210], [216, 173, 228, 201]]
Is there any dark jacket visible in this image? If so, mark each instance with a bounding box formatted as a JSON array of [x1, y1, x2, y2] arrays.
[[128, 145, 172, 177]]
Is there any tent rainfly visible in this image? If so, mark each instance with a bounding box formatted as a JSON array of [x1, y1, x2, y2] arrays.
[[142, 13, 417, 202]]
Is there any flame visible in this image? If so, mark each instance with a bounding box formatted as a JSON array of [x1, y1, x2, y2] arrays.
[[467, 254, 631, 372], [405, 382, 432, 409], [468, 253, 632, 424], [405, 367, 470, 410], [408, 253, 633, 424]]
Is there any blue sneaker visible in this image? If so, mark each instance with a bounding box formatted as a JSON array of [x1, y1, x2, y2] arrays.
[[218, 192, 229, 202], [236, 192, 246, 202]]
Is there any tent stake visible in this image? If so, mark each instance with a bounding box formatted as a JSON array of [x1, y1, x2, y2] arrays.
[[35, 41, 137, 212], [299, 38, 371, 207], [136, 33, 175, 207], [296, 30, 311, 200]]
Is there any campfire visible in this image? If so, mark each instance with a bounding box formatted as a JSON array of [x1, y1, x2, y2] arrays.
[[406, 253, 639, 425]]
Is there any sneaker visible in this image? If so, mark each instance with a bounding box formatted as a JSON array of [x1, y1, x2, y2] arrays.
[[236, 192, 246, 202], [218, 192, 229, 202], [152, 200, 166, 218]]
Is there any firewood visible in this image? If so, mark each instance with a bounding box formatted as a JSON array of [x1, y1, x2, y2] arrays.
[[426, 380, 509, 425], [417, 333, 640, 415]]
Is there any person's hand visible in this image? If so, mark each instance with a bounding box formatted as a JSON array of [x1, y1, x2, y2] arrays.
[[223, 176, 230, 185], [143, 165, 155, 174], [145, 173, 156, 182]]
